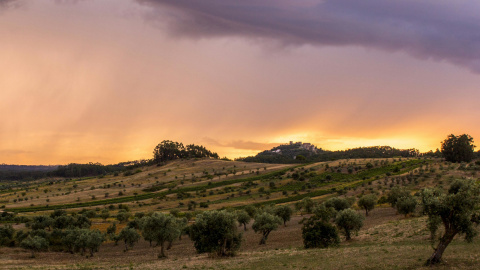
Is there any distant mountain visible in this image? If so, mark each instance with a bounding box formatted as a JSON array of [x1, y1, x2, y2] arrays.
[[236, 142, 419, 164]]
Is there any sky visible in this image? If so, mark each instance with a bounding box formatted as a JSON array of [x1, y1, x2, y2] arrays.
[[1, 0, 480, 165]]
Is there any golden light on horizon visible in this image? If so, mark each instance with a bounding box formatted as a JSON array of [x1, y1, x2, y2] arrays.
[[1, 0, 480, 165]]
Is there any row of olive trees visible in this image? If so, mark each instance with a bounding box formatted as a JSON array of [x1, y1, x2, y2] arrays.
[[0, 210, 105, 258]]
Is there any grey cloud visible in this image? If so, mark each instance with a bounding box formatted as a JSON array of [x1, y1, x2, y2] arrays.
[[137, 0, 480, 73]]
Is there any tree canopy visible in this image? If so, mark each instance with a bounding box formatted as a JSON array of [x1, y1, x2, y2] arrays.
[[441, 134, 475, 163], [153, 140, 219, 163]]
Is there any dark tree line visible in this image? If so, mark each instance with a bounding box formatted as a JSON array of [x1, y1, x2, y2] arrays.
[[153, 140, 219, 163], [238, 145, 419, 164]]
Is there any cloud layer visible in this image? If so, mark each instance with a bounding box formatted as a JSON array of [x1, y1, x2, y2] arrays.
[[139, 0, 480, 73]]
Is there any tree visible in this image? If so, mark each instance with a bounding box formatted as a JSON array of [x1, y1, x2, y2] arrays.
[[153, 140, 185, 163], [21, 236, 49, 258], [313, 204, 337, 222], [421, 180, 480, 265], [0, 225, 15, 247], [118, 227, 140, 252], [189, 210, 241, 256], [302, 215, 339, 249], [63, 229, 80, 254], [396, 195, 417, 217], [30, 215, 53, 231], [116, 210, 131, 223], [73, 215, 91, 229], [274, 205, 293, 227], [53, 215, 75, 230], [358, 194, 377, 216], [140, 212, 181, 258], [74, 229, 104, 257], [386, 187, 410, 207], [244, 205, 257, 218], [297, 197, 315, 215], [335, 209, 364, 241], [441, 134, 475, 163], [324, 197, 351, 212], [100, 209, 110, 221], [236, 210, 251, 231], [252, 212, 282, 245]]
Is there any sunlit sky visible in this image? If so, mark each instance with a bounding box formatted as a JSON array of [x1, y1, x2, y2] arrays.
[[1, 0, 480, 165]]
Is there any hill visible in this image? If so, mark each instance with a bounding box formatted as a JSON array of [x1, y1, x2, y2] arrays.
[[1, 156, 480, 269]]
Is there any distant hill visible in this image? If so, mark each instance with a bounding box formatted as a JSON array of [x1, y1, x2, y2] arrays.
[[236, 142, 419, 164], [0, 164, 58, 181]]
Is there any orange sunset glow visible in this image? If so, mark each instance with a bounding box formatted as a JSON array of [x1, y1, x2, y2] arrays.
[[1, 0, 480, 165]]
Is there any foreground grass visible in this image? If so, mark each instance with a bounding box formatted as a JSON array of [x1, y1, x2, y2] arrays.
[[7, 241, 479, 270]]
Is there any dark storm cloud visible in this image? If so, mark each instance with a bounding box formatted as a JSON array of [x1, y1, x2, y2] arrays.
[[138, 0, 480, 73]]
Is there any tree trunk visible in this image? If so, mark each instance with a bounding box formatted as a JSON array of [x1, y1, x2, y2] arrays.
[[124, 241, 128, 252], [221, 238, 227, 256], [345, 230, 351, 241], [260, 231, 270, 245], [426, 231, 456, 265], [158, 242, 166, 258], [365, 209, 369, 217], [167, 241, 173, 250], [284, 220, 287, 227], [243, 223, 247, 231]]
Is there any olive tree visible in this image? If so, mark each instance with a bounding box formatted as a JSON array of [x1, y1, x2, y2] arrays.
[[0, 225, 15, 247], [74, 229, 104, 257], [140, 212, 181, 258], [335, 209, 364, 241], [421, 180, 480, 265], [252, 212, 282, 245], [324, 197, 351, 212], [21, 236, 49, 258], [274, 205, 293, 227], [358, 194, 377, 216], [189, 210, 241, 256], [118, 227, 140, 252], [387, 187, 410, 208], [236, 210, 251, 231], [396, 195, 417, 217], [302, 215, 339, 249]]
